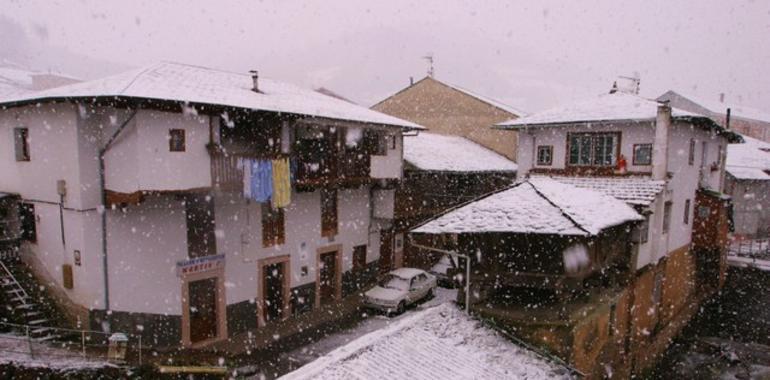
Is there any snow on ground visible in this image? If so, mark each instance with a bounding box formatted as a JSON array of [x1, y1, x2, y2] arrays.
[[403, 132, 518, 173], [281, 299, 570, 380], [0, 333, 111, 370], [413, 177, 641, 236], [496, 92, 698, 128], [726, 134, 770, 180]]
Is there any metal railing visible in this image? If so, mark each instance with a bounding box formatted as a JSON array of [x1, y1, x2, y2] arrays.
[[729, 238, 770, 259], [0, 321, 143, 366]]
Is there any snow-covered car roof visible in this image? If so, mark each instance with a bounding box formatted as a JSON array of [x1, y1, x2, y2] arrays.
[[726, 134, 770, 181], [389, 267, 425, 279], [496, 92, 721, 131], [280, 303, 570, 380], [541, 175, 666, 206], [411, 177, 642, 236], [403, 132, 518, 172], [0, 62, 423, 131]]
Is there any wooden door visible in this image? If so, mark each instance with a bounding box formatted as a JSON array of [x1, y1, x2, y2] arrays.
[[189, 277, 218, 343], [379, 229, 394, 274], [263, 262, 285, 322], [319, 252, 337, 305]]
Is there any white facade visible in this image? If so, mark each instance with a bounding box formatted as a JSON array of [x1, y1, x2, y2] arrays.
[[1, 102, 402, 345], [516, 116, 728, 270]]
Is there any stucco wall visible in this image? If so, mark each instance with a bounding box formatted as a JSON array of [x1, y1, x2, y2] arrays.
[[372, 77, 520, 160]]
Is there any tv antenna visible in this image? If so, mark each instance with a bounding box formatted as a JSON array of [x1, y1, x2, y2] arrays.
[[422, 54, 434, 77]]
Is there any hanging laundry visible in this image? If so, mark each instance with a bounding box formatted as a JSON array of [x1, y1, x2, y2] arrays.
[[272, 157, 291, 208], [250, 159, 273, 203], [237, 157, 253, 199]]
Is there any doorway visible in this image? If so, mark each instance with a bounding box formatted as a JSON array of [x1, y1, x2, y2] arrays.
[[379, 229, 394, 274], [188, 277, 218, 344], [258, 255, 290, 326], [316, 245, 342, 307], [263, 262, 286, 322]]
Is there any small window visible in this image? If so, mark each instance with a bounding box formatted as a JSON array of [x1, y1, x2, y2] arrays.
[[683, 199, 691, 225], [633, 144, 653, 166], [688, 139, 695, 165], [652, 271, 663, 305], [536, 145, 553, 166], [364, 130, 387, 156], [716, 145, 723, 165], [608, 303, 617, 336], [321, 189, 338, 237], [19, 203, 36, 242], [261, 203, 285, 247], [663, 201, 672, 234], [638, 215, 650, 244], [169, 129, 186, 152], [14, 128, 30, 161], [353, 245, 367, 273], [388, 135, 397, 150]]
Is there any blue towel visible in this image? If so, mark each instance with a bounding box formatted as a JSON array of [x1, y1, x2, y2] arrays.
[[250, 160, 273, 203]]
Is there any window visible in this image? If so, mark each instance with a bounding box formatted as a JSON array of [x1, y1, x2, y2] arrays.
[[683, 199, 691, 225], [536, 145, 553, 166], [716, 145, 723, 165], [636, 215, 650, 244], [662, 201, 672, 234], [701, 141, 708, 167], [633, 144, 653, 166], [688, 138, 695, 165], [169, 129, 186, 152], [19, 203, 36, 242], [568, 133, 618, 167], [185, 195, 216, 258], [261, 203, 285, 247], [14, 128, 30, 161], [652, 271, 663, 305], [608, 303, 617, 336], [321, 188, 338, 237], [353, 245, 367, 272], [388, 135, 397, 150], [363, 130, 387, 156]]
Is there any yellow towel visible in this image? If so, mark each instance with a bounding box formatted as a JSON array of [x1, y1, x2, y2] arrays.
[[271, 158, 291, 208]]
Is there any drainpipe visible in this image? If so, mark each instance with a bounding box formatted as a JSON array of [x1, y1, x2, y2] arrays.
[[97, 109, 137, 328], [652, 103, 671, 181]]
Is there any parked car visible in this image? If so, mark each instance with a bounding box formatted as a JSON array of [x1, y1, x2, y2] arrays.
[[364, 268, 437, 314], [429, 254, 457, 288]]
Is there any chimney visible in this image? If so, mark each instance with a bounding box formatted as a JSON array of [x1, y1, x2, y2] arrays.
[[410, 76, 414, 86], [652, 102, 672, 180], [719, 93, 725, 103], [250, 70, 260, 93]]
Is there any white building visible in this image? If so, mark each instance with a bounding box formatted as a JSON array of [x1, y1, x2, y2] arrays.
[[0, 62, 422, 348], [724, 134, 770, 238], [498, 90, 736, 270]]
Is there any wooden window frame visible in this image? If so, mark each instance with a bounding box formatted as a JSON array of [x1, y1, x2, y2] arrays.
[[566, 132, 621, 167], [169, 129, 186, 152], [683, 199, 691, 225], [632, 144, 653, 166], [14, 127, 30, 162], [536, 145, 553, 166], [261, 203, 285, 247], [321, 188, 338, 238], [688, 138, 696, 166]]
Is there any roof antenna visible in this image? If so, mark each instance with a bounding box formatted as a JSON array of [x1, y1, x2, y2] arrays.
[[422, 54, 434, 77]]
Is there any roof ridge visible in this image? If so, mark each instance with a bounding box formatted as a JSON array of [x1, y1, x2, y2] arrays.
[[437, 79, 527, 116], [527, 179, 592, 235]]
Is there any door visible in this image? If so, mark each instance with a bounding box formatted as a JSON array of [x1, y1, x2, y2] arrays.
[[189, 277, 218, 343], [393, 233, 404, 268], [379, 229, 394, 274], [319, 252, 338, 305], [263, 262, 285, 322]]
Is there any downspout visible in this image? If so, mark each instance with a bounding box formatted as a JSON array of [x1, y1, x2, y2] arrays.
[[97, 109, 137, 325]]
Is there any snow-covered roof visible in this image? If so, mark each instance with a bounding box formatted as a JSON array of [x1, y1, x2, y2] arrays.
[[726, 134, 770, 180], [404, 132, 518, 172], [496, 92, 701, 128], [412, 177, 642, 236], [661, 90, 770, 124], [281, 304, 570, 380], [542, 175, 666, 206], [0, 62, 422, 130], [389, 267, 425, 279]]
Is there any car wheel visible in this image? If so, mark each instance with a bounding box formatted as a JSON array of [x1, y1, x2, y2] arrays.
[[396, 301, 406, 315]]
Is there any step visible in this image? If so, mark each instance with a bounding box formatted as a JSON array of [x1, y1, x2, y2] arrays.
[[14, 304, 34, 310], [24, 311, 42, 318], [10, 296, 29, 303], [36, 334, 59, 342], [5, 288, 24, 294], [28, 319, 49, 326], [30, 327, 54, 335]]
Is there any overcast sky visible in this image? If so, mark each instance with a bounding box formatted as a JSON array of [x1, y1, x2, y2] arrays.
[[2, 0, 769, 112]]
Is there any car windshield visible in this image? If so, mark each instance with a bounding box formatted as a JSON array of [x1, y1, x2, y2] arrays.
[[379, 274, 410, 291]]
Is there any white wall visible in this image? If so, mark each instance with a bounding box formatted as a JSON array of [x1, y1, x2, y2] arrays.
[[371, 132, 403, 179]]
